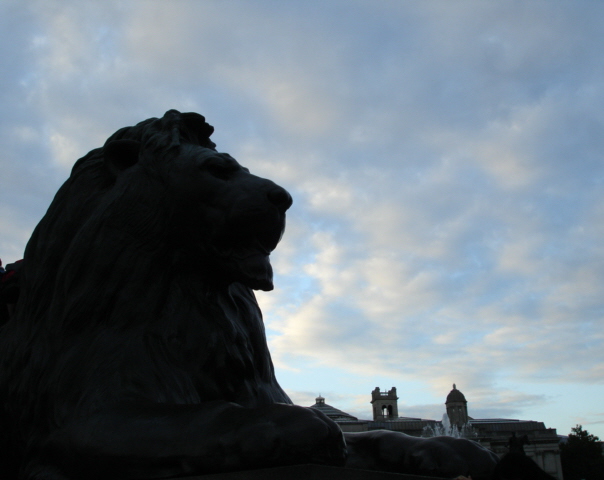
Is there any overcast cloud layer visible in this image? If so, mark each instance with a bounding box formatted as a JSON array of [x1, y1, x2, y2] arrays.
[[2, 0, 604, 438]]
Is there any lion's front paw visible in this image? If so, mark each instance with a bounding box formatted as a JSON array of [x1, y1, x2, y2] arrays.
[[237, 404, 346, 469], [344, 431, 497, 480]]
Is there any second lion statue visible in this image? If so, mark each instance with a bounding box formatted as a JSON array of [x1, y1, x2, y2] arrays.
[[0, 110, 497, 480]]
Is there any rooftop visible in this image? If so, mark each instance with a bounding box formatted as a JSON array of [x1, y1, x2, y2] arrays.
[[310, 396, 360, 423]]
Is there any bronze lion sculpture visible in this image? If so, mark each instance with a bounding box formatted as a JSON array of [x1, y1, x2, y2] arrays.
[[0, 110, 497, 479]]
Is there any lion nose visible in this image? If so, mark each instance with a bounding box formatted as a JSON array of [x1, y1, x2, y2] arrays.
[[268, 186, 293, 212]]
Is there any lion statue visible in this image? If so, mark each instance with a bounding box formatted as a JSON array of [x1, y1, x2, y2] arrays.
[[0, 110, 497, 480]]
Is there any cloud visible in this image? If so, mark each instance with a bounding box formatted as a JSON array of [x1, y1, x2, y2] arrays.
[[3, 0, 604, 437]]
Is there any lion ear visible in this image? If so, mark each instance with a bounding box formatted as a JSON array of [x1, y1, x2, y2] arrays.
[[104, 140, 141, 175], [180, 112, 215, 147]]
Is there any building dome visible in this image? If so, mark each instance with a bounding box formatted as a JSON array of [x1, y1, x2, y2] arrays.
[[445, 384, 469, 428], [446, 384, 467, 404], [310, 396, 359, 422]]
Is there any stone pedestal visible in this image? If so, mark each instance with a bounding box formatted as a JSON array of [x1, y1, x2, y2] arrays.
[[181, 464, 443, 480]]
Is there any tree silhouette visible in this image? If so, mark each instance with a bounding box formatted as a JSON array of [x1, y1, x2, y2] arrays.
[[560, 425, 604, 480]]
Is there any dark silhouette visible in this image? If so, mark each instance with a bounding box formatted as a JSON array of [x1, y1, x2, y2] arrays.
[[345, 431, 498, 479], [0, 259, 21, 326], [0, 259, 7, 325], [560, 425, 604, 480], [0, 110, 345, 479], [492, 452, 556, 480], [0, 110, 498, 480], [507, 432, 529, 455]]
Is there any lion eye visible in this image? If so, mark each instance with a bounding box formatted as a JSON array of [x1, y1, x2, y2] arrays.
[[203, 158, 239, 180]]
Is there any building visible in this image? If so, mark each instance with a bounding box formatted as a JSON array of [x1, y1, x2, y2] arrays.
[[469, 417, 562, 479], [371, 386, 399, 420], [309, 395, 368, 432], [446, 384, 468, 427], [309, 385, 564, 480]]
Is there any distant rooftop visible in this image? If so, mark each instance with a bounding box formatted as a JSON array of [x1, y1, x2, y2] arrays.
[[310, 396, 360, 423], [469, 419, 548, 432]]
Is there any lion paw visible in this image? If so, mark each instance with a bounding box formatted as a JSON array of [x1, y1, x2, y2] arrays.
[[236, 404, 347, 468]]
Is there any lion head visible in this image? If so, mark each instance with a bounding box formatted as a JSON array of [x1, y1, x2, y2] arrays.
[[104, 114, 292, 292], [166, 143, 290, 291], [112, 111, 291, 289], [21, 110, 292, 319]]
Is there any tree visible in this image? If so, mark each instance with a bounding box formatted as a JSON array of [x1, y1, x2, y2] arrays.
[[560, 425, 604, 480]]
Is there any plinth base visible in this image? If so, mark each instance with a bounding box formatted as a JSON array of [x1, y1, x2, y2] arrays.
[[181, 464, 443, 480]]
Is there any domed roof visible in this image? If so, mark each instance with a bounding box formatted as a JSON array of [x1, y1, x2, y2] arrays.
[[310, 395, 359, 422], [445, 384, 467, 404]]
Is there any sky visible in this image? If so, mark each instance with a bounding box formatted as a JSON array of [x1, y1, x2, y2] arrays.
[[2, 0, 604, 439]]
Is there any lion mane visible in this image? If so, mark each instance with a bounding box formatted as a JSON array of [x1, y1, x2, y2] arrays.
[[0, 110, 345, 479]]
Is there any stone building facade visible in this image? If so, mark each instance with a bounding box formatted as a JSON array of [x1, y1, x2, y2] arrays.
[[309, 385, 564, 480], [371, 386, 399, 420]]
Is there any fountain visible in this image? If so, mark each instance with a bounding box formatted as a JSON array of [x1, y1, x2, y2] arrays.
[[423, 413, 479, 439]]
